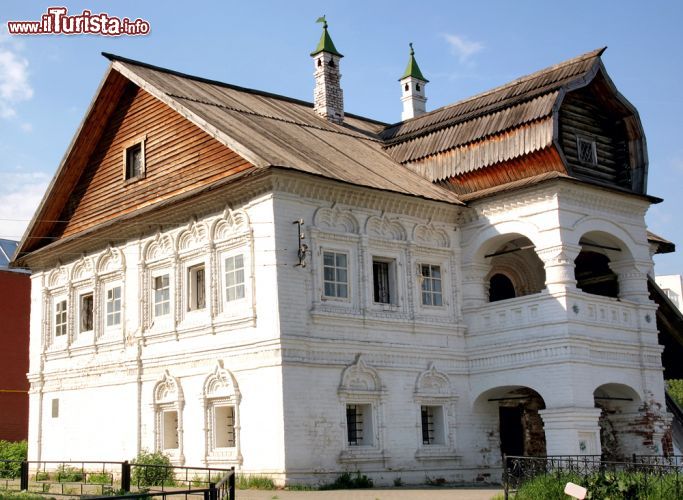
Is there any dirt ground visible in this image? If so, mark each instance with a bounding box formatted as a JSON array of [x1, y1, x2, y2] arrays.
[[236, 487, 503, 500]]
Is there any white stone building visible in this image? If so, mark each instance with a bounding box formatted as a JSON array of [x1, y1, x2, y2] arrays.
[[14, 23, 676, 485]]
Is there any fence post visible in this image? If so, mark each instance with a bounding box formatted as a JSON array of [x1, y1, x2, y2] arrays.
[[209, 482, 217, 500], [502, 454, 508, 500], [228, 466, 236, 500], [121, 460, 131, 492], [20, 461, 28, 491]]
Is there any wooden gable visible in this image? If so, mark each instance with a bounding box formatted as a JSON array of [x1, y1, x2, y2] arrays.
[[22, 74, 255, 256]]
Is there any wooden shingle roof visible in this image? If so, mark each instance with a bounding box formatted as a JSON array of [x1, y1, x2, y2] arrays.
[[106, 54, 462, 206], [382, 48, 606, 181]]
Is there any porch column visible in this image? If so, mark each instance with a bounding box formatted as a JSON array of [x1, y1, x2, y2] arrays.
[[609, 261, 650, 303], [538, 407, 602, 455], [537, 244, 581, 294], [461, 263, 491, 309], [608, 410, 672, 455]]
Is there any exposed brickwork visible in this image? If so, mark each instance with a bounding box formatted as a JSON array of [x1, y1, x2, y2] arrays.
[[313, 53, 344, 123]]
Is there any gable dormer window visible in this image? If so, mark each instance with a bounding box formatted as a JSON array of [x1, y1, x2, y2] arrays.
[[124, 137, 146, 181], [577, 137, 597, 165]]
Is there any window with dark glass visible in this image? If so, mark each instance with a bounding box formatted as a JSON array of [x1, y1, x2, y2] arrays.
[[125, 142, 144, 179], [80, 293, 93, 332], [372, 259, 393, 304]]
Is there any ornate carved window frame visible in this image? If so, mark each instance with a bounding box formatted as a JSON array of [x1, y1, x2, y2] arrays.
[[152, 370, 185, 465], [413, 363, 459, 461], [201, 361, 243, 466], [338, 355, 387, 463]]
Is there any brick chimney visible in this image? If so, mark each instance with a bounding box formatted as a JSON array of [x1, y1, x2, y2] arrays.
[[311, 16, 344, 124], [399, 43, 428, 121]]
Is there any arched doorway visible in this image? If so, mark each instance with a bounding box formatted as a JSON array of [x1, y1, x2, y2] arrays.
[[475, 386, 547, 458], [593, 383, 642, 460]]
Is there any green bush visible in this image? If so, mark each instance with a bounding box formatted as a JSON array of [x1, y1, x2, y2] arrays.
[[130, 450, 175, 487], [666, 379, 683, 408], [87, 471, 112, 484], [35, 471, 50, 481], [0, 440, 28, 479], [56, 464, 84, 482], [236, 474, 276, 490], [319, 471, 373, 490]]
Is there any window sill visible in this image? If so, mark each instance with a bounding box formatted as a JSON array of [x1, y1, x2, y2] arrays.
[[339, 448, 387, 463], [415, 447, 460, 461]]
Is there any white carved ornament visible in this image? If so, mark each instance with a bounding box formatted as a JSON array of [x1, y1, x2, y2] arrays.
[[71, 257, 94, 282], [154, 370, 183, 404], [340, 355, 382, 393], [203, 360, 240, 400], [177, 221, 209, 252], [144, 233, 174, 262], [413, 223, 450, 248], [313, 206, 359, 234], [415, 363, 451, 397], [213, 208, 250, 241], [366, 215, 406, 241], [47, 267, 68, 288], [97, 247, 125, 274]]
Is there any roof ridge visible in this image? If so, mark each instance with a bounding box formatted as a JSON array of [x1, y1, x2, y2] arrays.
[[383, 47, 606, 133], [102, 52, 387, 126]]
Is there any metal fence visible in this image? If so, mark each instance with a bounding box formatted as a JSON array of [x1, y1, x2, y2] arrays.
[[0, 459, 235, 499], [504, 455, 683, 500]]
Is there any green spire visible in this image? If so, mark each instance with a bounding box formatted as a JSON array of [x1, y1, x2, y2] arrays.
[[311, 15, 343, 57], [400, 43, 428, 82]]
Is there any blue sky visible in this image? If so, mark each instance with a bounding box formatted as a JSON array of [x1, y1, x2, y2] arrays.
[[1, 1, 682, 274]]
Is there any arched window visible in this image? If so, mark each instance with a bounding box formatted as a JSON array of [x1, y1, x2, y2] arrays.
[[489, 274, 516, 302]]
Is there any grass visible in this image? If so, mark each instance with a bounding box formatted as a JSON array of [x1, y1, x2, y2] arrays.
[[0, 493, 56, 499], [319, 472, 373, 490], [236, 474, 276, 490]]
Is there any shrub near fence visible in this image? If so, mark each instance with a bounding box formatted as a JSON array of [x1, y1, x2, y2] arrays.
[[504, 455, 683, 500]]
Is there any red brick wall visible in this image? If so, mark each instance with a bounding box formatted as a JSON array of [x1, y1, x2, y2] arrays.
[[0, 270, 30, 441]]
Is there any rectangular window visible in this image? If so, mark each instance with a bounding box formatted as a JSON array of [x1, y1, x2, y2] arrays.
[[214, 405, 236, 448], [55, 300, 67, 337], [154, 275, 171, 317], [106, 286, 122, 326], [125, 142, 144, 179], [323, 251, 348, 299], [224, 255, 245, 302], [421, 405, 445, 445], [188, 264, 206, 311], [420, 264, 443, 306], [346, 404, 373, 446], [79, 293, 94, 332], [51, 398, 59, 418], [577, 137, 597, 165], [373, 259, 395, 304], [162, 410, 179, 450]]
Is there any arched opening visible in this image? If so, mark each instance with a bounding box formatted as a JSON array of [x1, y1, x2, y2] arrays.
[[575, 231, 632, 299], [484, 236, 546, 302], [575, 251, 619, 298], [593, 383, 642, 460], [474, 386, 547, 458], [489, 274, 516, 302]]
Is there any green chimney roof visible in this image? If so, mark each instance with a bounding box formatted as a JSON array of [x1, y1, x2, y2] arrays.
[[400, 43, 428, 82], [311, 16, 343, 57]]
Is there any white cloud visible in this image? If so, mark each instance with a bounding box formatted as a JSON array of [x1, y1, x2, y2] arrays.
[[0, 171, 49, 240], [20, 122, 32, 132], [442, 33, 484, 63], [0, 40, 33, 118]]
